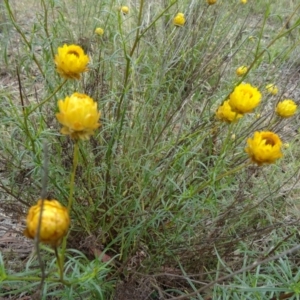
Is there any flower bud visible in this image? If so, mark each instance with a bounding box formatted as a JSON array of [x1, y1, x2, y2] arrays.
[[276, 99, 297, 118], [95, 27, 104, 36], [121, 6, 129, 15], [173, 13, 186, 27], [236, 66, 248, 76], [216, 100, 243, 123], [207, 0, 217, 4], [266, 84, 278, 95], [24, 200, 70, 246]]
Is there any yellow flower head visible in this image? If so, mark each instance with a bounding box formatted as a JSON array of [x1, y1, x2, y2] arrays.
[[216, 100, 243, 123], [276, 99, 297, 118], [121, 6, 129, 15], [236, 66, 248, 76], [229, 83, 262, 114], [245, 131, 283, 166], [54, 44, 89, 80], [95, 27, 104, 36], [173, 13, 186, 27], [241, 0, 247, 3], [24, 199, 70, 246], [266, 84, 278, 95], [56, 93, 101, 140], [207, 0, 217, 4]]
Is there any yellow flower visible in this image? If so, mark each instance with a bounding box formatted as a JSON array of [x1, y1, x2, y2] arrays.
[[56, 93, 101, 140], [121, 6, 129, 15], [236, 66, 248, 76], [24, 199, 70, 246], [229, 83, 262, 114], [241, 0, 247, 3], [245, 131, 283, 166], [54, 44, 89, 80], [173, 13, 186, 27], [276, 99, 297, 118], [95, 27, 104, 36], [216, 100, 243, 123], [266, 84, 278, 95], [207, 0, 217, 4]]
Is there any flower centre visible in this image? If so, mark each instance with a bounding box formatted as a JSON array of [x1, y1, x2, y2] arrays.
[[67, 50, 80, 57], [244, 91, 253, 98], [263, 137, 275, 146]]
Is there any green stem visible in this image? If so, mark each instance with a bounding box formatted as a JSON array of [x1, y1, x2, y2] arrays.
[[221, 3, 300, 103], [131, 1, 177, 54], [191, 161, 252, 197], [68, 141, 79, 213], [116, 0, 177, 121], [27, 79, 68, 116], [266, 115, 281, 131], [219, 121, 236, 157], [116, 0, 155, 120], [22, 116, 35, 156], [4, 0, 45, 79], [129, 0, 144, 57], [60, 140, 79, 272], [16, 69, 36, 154], [40, 0, 55, 59], [250, 3, 300, 69], [4, 275, 71, 286], [54, 246, 64, 281]]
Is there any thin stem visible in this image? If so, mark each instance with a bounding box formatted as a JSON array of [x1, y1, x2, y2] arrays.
[[27, 79, 68, 116], [16, 67, 36, 154], [35, 198, 46, 295], [116, 0, 146, 120], [4, 0, 45, 79], [116, 0, 176, 121], [129, 0, 144, 57], [191, 161, 252, 197], [40, 0, 55, 58], [68, 141, 79, 213], [41, 142, 49, 199], [251, 3, 300, 69], [4, 275, 71, 286], [132, 1, 177, 55], [169, 243, 300, 300], [60, 140, 79, 275], [54, 246, 64, 281], [221, 3, 300, 104], [218, 121, 237, 159]]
